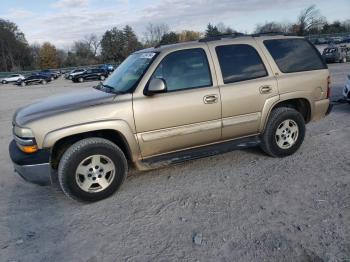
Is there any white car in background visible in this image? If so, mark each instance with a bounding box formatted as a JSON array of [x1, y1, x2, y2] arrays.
[[343, 75, 350, 103], [1, 74, 25, 84]]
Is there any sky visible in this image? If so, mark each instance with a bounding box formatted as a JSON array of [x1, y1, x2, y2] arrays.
[[0, 0, 349, 49]]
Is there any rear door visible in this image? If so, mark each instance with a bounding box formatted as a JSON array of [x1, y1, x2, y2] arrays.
[[208, 40, 279, 139]]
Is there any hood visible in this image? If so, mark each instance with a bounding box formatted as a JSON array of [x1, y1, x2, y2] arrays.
[[14, 88, 116, 126]]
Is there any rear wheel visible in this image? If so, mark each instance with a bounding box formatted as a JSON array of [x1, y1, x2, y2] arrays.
[[100, 75, 105, 81], [41, 80, 47, 85], [260, 107, 305, 157], [342, 57, 347, 63], [78, 77, 84, 83], [2, 80, 7, 84], [21, 82, 26, 87], [58, 138, 128, 202]]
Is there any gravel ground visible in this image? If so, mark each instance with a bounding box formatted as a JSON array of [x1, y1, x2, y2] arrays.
[[0, 64, 349, 262]]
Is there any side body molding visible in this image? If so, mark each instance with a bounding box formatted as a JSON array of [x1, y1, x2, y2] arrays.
[[42, 120, 141, 162]]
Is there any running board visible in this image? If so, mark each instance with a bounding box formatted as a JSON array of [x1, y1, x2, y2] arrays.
[[142, 136, 261, 168]]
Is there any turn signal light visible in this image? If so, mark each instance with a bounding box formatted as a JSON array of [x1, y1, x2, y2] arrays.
[[18, 144, 38, 153]]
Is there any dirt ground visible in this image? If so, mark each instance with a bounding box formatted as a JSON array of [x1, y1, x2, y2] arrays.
[[0, 64, 349, 262]]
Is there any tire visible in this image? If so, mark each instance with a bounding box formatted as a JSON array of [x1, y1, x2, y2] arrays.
[[100, 75, 105, 81], [41, 80, 47, 85], [58, 138, 128, 202], [68, 76, 72, 80], [21, 82, 26, 87], [342, 57, 347, 63], [260, 107, 305, 157], [2, 80, 7, 84], [78, 77, 84, 83]]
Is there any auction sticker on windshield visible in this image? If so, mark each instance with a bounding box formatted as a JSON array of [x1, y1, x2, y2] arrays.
[[140, 52, 156, 59]]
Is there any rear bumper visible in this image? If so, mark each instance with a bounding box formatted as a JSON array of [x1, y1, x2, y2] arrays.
[[312, 99, 331, 121], [9, 140, 52, 185], [325, 103, 333, 115]]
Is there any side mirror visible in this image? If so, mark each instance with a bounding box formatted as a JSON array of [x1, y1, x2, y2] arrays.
[[147, 78, 166, 95]]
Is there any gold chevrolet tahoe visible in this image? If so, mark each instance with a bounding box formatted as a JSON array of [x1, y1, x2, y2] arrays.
[[9, 34, 332, 202]]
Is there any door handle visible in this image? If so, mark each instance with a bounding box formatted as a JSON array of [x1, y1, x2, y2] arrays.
[[259, 85, 272, 94], [203, 95, 218, 104]]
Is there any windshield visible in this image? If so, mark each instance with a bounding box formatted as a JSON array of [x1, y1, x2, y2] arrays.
[[102, 52, 157, 93]]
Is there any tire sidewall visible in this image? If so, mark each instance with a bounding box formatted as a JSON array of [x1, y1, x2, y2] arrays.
[[265, 109, 305, 157], [59, 140, 127, 202]]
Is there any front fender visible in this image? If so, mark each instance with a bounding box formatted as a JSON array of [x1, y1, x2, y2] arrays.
[[42, 119, 141, 162]]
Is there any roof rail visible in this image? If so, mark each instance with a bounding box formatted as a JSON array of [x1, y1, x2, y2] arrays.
[[198, 32, 297, 42], [251, 32, 296, 37], [198, 32, 246, 42]]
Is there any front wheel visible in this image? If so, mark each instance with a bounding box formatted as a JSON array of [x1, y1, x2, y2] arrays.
[[58, 138, 127, 202], [21, 82, 26, 87], [78, 77, 84, 83], [100, 75, 105, 81], [41, 80, 47, 85], [260, 107, 305, 157]]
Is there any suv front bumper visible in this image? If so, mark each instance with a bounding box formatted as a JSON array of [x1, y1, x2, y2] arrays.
[[8, 140, 52, 185]]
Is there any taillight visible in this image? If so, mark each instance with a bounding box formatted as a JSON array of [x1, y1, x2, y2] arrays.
[[326, 75, 331, 99]]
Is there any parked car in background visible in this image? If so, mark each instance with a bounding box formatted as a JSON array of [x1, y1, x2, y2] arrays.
[[343, 74, 350, 104], [322, 45, 348, 63], [65, 69, 86, 80], [39, 69, 60, 80], [1, 74, 25, 84], [16, 74, 51, 87], [72, 68, 109, 83], [99, 64, 115, 73]]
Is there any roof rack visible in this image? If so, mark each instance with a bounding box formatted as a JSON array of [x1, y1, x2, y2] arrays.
[[198, 32, 296, 42], [198, 32, 246, 42], [251, 32, 296, 37]]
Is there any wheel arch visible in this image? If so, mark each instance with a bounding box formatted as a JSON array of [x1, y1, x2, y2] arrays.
[[43, 120, 141, 169], [260, 96, 312, 132]]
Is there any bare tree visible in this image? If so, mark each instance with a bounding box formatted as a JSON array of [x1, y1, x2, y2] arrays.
[[254, 21, 292, 34], [143, 23, 169, 46], [297, 5, 325, 35], [216, 22, 235, 34], [84, 34, 100, 56]]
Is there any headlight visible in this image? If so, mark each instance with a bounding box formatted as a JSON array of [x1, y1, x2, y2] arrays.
[[14, 126, 35, 138], [13, 126, 38, 153]]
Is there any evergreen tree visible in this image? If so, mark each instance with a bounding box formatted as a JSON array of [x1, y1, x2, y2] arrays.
[[205, 23, 220, 37], [160, 32, 179, 45]]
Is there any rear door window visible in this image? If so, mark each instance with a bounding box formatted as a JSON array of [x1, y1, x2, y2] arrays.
[[264, 38, 327, 73], [215, 44, 268, 84]]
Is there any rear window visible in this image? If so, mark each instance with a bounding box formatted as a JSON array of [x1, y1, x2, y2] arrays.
[[215, 44, 267, 84], [264, 39, 326, 73], [323, 48, 337, 54]]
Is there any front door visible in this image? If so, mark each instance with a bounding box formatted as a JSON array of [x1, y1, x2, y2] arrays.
[[133, 47, 222, 158]]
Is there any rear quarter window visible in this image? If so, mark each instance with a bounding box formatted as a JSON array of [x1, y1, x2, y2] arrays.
[[264, 38, 327, 73]]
